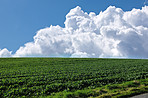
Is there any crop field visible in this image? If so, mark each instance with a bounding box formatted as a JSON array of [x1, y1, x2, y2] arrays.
[[0, 58, 148, 97]]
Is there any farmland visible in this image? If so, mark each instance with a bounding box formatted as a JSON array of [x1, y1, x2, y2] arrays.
[[0, 58, 148, 97]]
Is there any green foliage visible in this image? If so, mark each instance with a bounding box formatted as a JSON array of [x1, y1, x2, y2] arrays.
[[50, 79, 148, 98], [0, 58, 148, 97]]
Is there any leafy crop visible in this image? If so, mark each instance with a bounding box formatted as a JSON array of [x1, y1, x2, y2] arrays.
[[0, 58, 148, 97], [50, 78, 148, 98]]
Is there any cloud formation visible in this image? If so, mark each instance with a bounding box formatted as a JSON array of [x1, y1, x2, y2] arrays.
[[1, 6, 148, 58], [0, 48, 12, 57]]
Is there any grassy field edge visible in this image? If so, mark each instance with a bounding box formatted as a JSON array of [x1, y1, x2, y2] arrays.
[[45, 78, 148, 98]]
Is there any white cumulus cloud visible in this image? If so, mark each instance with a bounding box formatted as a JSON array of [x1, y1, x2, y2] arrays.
[[1, 6, 148, 58], [0, 48, 12, 57]]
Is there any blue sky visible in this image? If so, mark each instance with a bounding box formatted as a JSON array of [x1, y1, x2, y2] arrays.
[[0, 0, 146, 53]]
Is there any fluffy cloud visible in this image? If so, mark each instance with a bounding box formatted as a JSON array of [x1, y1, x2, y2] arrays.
[[2, 6, 148, 58], [0, 48, 12, 57]]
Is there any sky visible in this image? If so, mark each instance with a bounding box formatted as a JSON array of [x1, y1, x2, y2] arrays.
[[0, 0, 148, 58]]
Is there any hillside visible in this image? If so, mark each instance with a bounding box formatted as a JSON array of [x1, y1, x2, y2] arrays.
[[0, 58, 148, 97]]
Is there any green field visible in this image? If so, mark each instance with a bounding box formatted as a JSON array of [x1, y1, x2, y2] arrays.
[[0, 58, 148, 97]]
